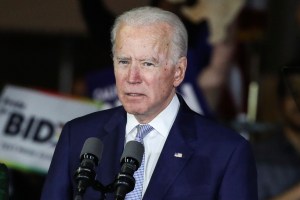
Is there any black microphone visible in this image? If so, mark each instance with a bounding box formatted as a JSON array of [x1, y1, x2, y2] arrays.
[[0, 163, 9, 200], [114, 141, 144, 200], [74, 137, 103, 199]]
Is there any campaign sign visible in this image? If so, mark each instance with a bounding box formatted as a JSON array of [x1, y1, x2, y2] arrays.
[[0, 85, 102, 174]]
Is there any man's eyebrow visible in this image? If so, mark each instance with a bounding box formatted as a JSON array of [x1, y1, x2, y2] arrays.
[[115, 56, 131, 61]]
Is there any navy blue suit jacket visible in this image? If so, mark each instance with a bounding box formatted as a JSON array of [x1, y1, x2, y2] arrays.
[[41, 96, 257, 200]]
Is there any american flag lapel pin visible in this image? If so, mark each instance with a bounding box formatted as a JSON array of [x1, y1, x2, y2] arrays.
[[174, 152, 183, 158]]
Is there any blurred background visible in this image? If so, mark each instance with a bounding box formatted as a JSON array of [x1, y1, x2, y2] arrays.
[[1, 0, 300, 199]]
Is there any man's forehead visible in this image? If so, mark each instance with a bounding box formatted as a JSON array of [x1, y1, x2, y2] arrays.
[[117, 22, 173, 36]]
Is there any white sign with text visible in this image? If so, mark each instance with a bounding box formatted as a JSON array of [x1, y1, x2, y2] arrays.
[[0, 85, 102, 173]]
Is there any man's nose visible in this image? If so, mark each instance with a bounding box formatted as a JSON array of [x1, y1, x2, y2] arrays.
[[127, 64, 142, 84]]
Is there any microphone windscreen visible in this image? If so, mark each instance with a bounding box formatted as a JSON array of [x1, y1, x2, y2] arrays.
[[121, 141, 144, 165], [80, 137, 104, 162]]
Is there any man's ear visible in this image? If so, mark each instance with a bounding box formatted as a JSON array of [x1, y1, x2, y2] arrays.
[[173, 56, 187, 87]]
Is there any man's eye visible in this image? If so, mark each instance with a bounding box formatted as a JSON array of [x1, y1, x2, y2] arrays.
[[143, 62, 154, 67], [118, 60, 129, 65]]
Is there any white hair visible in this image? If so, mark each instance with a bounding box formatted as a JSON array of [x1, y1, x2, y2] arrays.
[[110, 6, 188, 63]]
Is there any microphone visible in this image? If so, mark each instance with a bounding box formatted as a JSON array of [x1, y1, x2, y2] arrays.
[[74, 137, 103, 198], [114, 141, 144, 200], [0, 163, 9, 200]]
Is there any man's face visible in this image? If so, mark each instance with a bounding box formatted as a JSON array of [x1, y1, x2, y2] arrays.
[[113, 23, 186, 123]]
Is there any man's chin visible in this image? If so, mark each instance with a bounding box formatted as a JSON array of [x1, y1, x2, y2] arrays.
[[123, 106, 145, 116]]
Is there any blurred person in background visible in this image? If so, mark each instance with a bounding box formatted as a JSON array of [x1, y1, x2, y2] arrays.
[[253, 68, 300, 199]]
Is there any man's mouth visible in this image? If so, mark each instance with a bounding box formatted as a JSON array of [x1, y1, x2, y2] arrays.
[[126, 93, 143, 96]]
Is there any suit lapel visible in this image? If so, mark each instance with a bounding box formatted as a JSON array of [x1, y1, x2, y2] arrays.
[[143, 96, 197, 200], [97, 107, 127, 186]]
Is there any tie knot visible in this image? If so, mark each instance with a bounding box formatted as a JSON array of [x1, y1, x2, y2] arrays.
[[135, 124, 154, 143]]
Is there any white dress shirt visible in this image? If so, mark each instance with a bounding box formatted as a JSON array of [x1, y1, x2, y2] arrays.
[[125, 94, 180, 196]]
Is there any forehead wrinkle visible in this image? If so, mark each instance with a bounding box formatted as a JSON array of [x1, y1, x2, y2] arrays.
[[152, 25, 173, 64], [116, 23, 173, 65]]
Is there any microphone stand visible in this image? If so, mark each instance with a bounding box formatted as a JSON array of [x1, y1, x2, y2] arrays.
[[74, 168, 137, 199], [88, 172, 135, 200], [74, 178, 114, 200], [93, 180, 114, 200]]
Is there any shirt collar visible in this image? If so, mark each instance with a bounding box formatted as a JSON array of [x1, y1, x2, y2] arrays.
[[126, 94, 180, 138]]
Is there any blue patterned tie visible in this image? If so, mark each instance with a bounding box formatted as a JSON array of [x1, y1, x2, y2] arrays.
[[125, 124, 154, 200]]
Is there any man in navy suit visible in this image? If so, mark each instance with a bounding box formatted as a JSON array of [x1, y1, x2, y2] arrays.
[[41, 6, 257, 200]]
